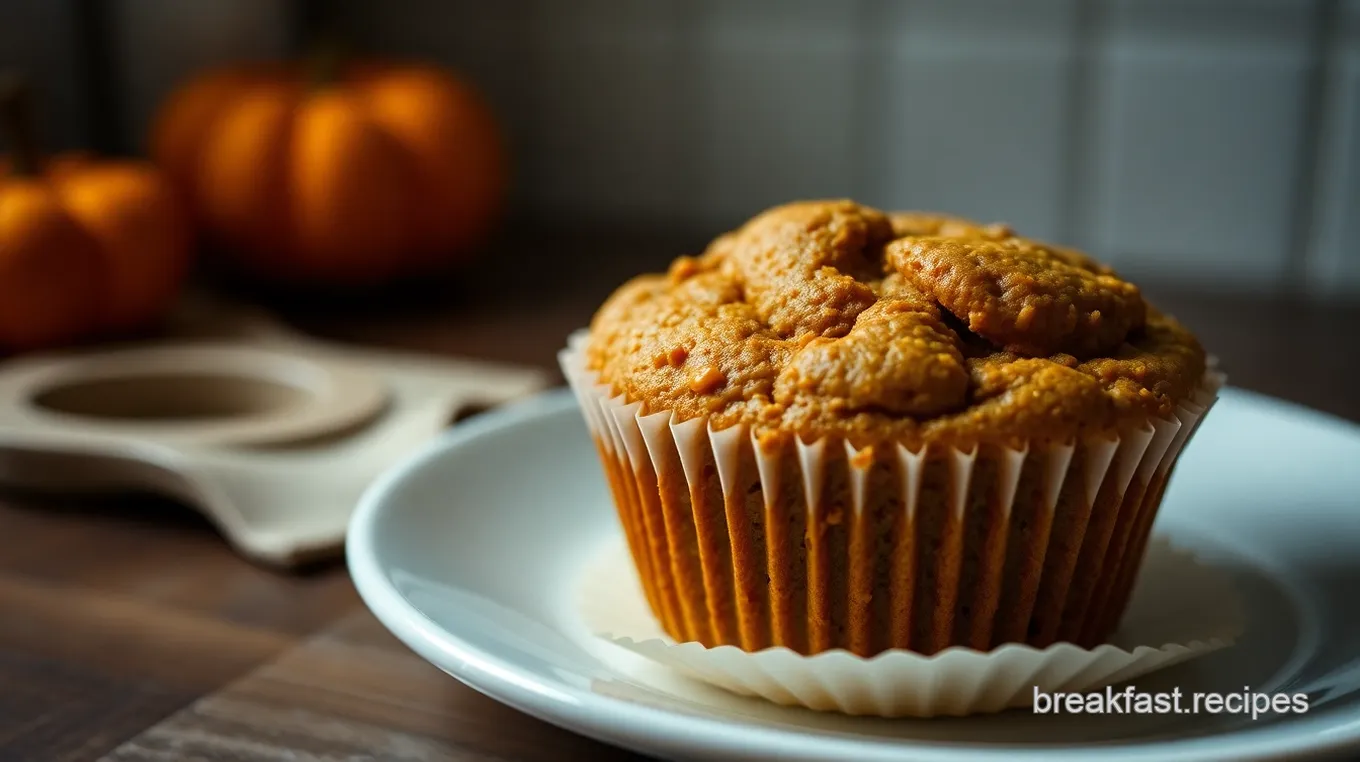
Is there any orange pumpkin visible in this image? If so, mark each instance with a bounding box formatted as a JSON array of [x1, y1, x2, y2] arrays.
[[0, 76, 190, 351], [151, 57, 505, 285]]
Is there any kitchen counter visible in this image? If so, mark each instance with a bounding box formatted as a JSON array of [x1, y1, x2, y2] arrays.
[[2, 227, 1356, 761]]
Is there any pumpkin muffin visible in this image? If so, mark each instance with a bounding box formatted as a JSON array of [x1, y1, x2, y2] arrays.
[[562, 200, 1218, 657]]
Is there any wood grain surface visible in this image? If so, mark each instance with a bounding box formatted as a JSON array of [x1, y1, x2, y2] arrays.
[[1, 229, 1356, 762], [101, 611, 639, 762]]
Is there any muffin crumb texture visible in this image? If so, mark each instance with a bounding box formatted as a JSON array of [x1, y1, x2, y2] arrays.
[[587, 201, 1205, 449]]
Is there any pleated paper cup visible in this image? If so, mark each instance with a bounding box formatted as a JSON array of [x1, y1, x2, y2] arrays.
[[579, 532, 1241, 717], [561, 331, 1231, 715]]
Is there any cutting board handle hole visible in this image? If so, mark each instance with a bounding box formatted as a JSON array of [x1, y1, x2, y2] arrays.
[[31, 373, 310, 422], [448, 402, 492, 426]]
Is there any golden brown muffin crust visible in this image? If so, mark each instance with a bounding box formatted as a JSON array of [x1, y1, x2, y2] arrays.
[[889, 236, 1146, 357], [586, 200, 1206, 449]]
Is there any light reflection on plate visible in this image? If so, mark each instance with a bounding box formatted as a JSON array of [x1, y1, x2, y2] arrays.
[[349, 388, 1360, 761]]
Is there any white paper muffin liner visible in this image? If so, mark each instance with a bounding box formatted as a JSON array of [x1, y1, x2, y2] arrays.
[[578, 532, 1241, 717], [560, 331, 1232, 716]]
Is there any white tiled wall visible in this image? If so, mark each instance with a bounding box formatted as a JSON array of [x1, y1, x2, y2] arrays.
[[1305, 0, 1360, 296], [869, 0, 1079, 242], [690, 0, 864, 228], [1086, 0, 1316, 285], [10, 0, 1358, 295]]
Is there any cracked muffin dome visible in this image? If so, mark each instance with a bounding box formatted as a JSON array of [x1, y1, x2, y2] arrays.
[[586, 200, 1206, 449], [571, 199, 1220, 658]]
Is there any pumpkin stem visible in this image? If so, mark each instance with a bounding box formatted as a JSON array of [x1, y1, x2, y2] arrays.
[[305, 31, 349, 90], [0, 71, 43, 176]]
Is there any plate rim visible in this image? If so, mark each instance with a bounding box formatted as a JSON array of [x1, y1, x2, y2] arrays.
[[347, 386, 1360, 762]]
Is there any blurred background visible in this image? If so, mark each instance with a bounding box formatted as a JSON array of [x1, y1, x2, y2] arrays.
[[2, 5, 1359, 758], [5, 0, 1358, 291], [0, 0, 1357, 414]]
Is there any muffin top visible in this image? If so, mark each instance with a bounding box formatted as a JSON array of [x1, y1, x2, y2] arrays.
[[586, 201, 1206, 449]]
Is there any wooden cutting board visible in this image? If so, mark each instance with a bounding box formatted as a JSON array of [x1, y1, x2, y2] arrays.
[[0, 295, 550, 568]]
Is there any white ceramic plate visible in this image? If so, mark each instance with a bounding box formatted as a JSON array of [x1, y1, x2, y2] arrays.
[[348, 387, 1360, 762]]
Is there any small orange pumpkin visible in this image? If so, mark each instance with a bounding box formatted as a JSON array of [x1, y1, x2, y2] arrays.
[[0, 75, 190, 351], [151, 53, 505, 286]]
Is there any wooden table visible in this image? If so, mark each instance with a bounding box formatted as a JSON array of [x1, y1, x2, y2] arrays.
[[2, 229, 1357, 761]]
